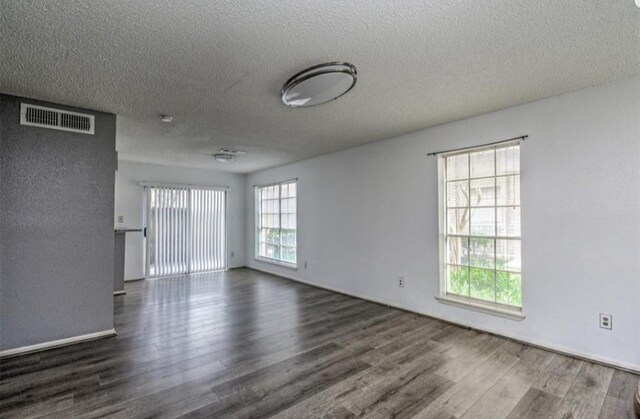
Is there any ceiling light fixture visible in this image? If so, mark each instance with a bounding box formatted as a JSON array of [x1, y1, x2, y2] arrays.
[[213, 153, 237, 163], [281, 62, 357, 108], [160, 115, 173, 123]]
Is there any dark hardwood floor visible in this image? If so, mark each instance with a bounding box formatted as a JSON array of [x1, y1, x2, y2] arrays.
[[1, 268, 637, 418]]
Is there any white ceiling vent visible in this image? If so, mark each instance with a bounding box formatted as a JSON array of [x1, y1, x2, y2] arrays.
[[20, 103, 95, 135]]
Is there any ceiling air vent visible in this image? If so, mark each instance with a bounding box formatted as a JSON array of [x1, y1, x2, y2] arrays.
[[20, 103, 95, 135]]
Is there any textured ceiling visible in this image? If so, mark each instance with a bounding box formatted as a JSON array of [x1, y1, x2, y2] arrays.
[[2, 1, 639, 173]]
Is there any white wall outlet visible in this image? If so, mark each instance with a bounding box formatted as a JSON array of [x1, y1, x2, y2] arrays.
[[599, 313, 612, 330], [117, 215, 124, 223], [398, 277, 405, 288], [304, 261, 308, 269], [230, 251, 234, 258]]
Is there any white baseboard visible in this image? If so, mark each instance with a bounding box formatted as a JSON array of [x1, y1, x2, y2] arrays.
[[113, 290, 127, 296], [246, 266, 640, 374], [0, 329, 117, 359]]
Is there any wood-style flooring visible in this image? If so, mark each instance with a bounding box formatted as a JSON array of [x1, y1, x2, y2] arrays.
[[1, 268, 637, 418]]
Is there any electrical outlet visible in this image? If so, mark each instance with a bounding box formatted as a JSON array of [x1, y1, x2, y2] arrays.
[[117, 215, 124, 223], [230, 251, 234, 258], [304, 261, 308, 269], [398, 277, 405, 288], [599, 313, 612, 330]]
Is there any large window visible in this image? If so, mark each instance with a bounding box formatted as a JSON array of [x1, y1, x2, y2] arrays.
[[256, 180, 297, 266], [441, 142, 521, 310]]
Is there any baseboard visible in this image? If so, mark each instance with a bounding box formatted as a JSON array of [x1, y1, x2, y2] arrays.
[[124, 277, 144, 282], [0, 329, 117, 359], [113, 290, 127, 296], [246, 266, 640, 375]]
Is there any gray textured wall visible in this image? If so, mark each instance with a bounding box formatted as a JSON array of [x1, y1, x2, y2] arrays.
[[0, 94, 116, 351]]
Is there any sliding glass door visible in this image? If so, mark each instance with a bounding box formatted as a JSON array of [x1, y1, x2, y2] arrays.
[[145, 186, 226, 277]]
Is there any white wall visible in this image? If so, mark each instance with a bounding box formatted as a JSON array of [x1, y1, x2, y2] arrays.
[[246, 76, 640, 371], [115, 161, 246, 279]]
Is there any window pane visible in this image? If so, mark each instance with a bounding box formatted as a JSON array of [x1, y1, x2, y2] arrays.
[[259, 242, 267, 257], [470, 149, 494, 178], [447, 236, 469, 266], [288, 182, 296, 197], [470, 208, 495, 236], [282, 198, 295, 214], [281, 246, 296, 264], [469, 238, 495, 269], [497, 207, 520, 237], [496, 272, 521, 306], [470, 178, 495, 207], [496, 239, 521, 272], [266, 244, 280, 260], [266, 229, 280, 245], [446, 154, 469, 181], [447, 181, 469, 208], [447, 265, 469, 297], [470, 268, 495, 302], [287, 214, 296, 230], [281, 183, 289, 198], [496, 176, 520, 206], [447, 209, 469, 235], [281, 229, 295, 246], [496, 145, 519, 175]]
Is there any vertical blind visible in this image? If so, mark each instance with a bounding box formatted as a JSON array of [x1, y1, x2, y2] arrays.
[[147, 186, 226, 277], [190, 189, 226, 273]]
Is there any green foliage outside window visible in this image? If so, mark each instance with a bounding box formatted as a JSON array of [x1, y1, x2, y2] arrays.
[[448, 263, 521, 307]]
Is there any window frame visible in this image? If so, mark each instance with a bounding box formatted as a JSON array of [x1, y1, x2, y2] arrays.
[[436, 141, 525, 320], [254, 179, 298, 269]]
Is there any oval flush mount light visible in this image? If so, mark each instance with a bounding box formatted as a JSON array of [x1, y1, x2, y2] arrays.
[[213, 153, 237, 163], [281, 62, 357, 107]]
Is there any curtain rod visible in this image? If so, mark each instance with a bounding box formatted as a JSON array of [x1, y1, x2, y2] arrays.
[[253, 178, 298, 188], [139, 181, 231, 191], [427, 135, 528, 156]]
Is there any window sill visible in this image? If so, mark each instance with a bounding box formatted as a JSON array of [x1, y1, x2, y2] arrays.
[[254, 257, 298, 271], [435, 295, 525, 321]]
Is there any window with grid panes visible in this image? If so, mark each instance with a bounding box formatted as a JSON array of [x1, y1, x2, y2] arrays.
[[256, 180, 297, 266], [442, 142, 521, 309]]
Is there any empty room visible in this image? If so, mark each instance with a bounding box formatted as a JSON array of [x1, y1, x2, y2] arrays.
[[1, 1, 639, 418]]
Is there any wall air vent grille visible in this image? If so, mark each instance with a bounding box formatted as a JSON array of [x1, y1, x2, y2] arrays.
[[20, 103, 95, 134]]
